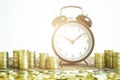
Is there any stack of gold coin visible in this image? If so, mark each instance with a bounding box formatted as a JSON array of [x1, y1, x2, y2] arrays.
[[104, 50, 109, 67], [13, 50, 19, 68], [104, 50, 113, 68], [94, 53, 105, 68], [108, 50, 113, 68], [46, 57, 50, 69], [48, 56, 59, 70], [0, 52, 8, 69], [39, 53, 48, 69], [112, 52, 120, 69], [19, 50, 29, 70], [28, 51, 36, 68]]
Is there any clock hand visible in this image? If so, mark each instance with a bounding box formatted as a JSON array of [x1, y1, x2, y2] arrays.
[[73, 33, 85, 43], [64, 36, 73, 43]]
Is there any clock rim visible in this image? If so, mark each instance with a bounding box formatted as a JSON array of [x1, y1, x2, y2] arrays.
[[52, 21, 94, 63]]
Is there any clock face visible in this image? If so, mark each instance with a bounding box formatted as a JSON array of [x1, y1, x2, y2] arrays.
[[52, 21, 94, 62]]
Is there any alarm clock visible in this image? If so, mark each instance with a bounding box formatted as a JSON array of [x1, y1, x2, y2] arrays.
[[52, 6, 94, 63]]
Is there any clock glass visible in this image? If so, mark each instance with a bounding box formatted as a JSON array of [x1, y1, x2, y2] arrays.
[[52, 21, 94, 62]]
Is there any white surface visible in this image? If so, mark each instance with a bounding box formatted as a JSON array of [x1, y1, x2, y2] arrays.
[[0, 0, 120, 57]]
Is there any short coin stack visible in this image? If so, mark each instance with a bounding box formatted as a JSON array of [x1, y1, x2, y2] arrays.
[[39, 53, 59, 70], [39, 53, 48, 69], [112, 52, 120, 69], [48, 56, 59, 70], [94, 53, 104, 68]]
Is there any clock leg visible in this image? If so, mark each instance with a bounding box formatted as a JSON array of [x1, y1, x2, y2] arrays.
[[59, 60, 64, 70], [59, 60, 63, 65], [84, 60, 89, 65]]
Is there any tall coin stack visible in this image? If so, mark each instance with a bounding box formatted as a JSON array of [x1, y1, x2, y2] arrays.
[[13, 50, 19, 68], [94, 53, 105, 68], [28, 51, 36, 68], [0, 52, 8, 69], [19, 50, 29, 70], [104, 50, 113, 68], [112, 52, 120, 69]]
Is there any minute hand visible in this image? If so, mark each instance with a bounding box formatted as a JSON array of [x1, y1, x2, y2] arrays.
[[73, 33, 85, 43]]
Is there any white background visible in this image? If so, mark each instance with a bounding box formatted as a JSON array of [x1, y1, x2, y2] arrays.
[[0, 0, 120, 57]]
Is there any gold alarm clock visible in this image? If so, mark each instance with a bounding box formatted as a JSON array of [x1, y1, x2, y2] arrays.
[[52, 6, 94, 63]]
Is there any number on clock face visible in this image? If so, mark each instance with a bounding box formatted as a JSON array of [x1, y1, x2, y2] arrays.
[[52, 22, 94, 62]]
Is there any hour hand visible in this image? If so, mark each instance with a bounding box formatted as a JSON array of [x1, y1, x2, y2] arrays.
[[64, 36, 73, 43]]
